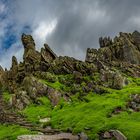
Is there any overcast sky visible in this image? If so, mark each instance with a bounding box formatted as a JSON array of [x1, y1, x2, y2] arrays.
[[0, 0, 140, 69]]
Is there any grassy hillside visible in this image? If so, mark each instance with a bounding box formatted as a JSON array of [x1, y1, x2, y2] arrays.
[[20, 75, 140, 140]]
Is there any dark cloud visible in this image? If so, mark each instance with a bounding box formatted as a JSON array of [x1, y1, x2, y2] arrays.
[[1, 0, 140, 68]]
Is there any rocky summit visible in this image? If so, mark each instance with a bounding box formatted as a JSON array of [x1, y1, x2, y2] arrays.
[[0, 31, 140, 140]]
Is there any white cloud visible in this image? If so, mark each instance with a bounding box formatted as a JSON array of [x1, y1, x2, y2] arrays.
[[129, 16, 140, 26], [0, 3, 5, 14], [33, 19, 57, 48], [0, 42, 23, 69], [61, 43, 86, 61]]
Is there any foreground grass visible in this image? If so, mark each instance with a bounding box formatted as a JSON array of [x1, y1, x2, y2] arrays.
[[21, 76, 140, 139], [50, 77, 140, 139], [51, 88, 140, 139], [2, 91, 12, 103], [0, 124, 33, 140], [22, 97, 52, 123]]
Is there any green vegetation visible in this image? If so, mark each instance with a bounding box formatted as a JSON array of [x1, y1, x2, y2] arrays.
[[0, 124, 33, 140], [2, 91, 12, 103], [42, 80, 66, 91], [50, 86, 140, 139], [40, 74, 74, 92], [4, 75, 140, 139], [22, 97, 52, 123]]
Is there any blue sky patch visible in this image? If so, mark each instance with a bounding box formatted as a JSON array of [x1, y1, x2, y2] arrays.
[[2, 33, 17, 49]]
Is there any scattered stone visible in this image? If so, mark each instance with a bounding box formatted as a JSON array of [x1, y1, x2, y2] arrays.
[[127, 94, 140, 111], [39, 118, 51, 123], [111, 130, 127, 140], [78, 132, 88, 140], [100, 130, 127, 140], [103, 131, 112, 139], [112, 107, 123, 115]]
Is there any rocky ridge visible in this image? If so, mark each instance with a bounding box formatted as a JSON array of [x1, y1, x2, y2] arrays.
[[0, 31, 140, 112]]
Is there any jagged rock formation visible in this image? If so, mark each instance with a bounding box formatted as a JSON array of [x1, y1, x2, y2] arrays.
[[0, 34, 97, 95], [86, 31, 140, 64], [22, 33, 57, 74], [0, 31, 140, 110], [0, 34, 58, 92]]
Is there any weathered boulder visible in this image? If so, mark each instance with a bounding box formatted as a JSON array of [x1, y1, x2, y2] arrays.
[[22, 76, 48, 98], [11, 90, 30, 110], [112, 73, 128, 89], [100, 69, 128, 89], [22, 76, 62, 106], [47, 88, 61, 106]]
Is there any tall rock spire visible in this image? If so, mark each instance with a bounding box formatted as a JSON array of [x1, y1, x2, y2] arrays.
[[12, 56, 18, 68], [21, 33, 36, 59]]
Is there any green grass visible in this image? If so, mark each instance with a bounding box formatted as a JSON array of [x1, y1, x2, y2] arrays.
[[2, 91, 12, 103], [24, 75, 140, 139], [0, 124, 33, 140], [40, 79, 71, 92], [21, 97, 52, 123], [50, 84, 140, 140]]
